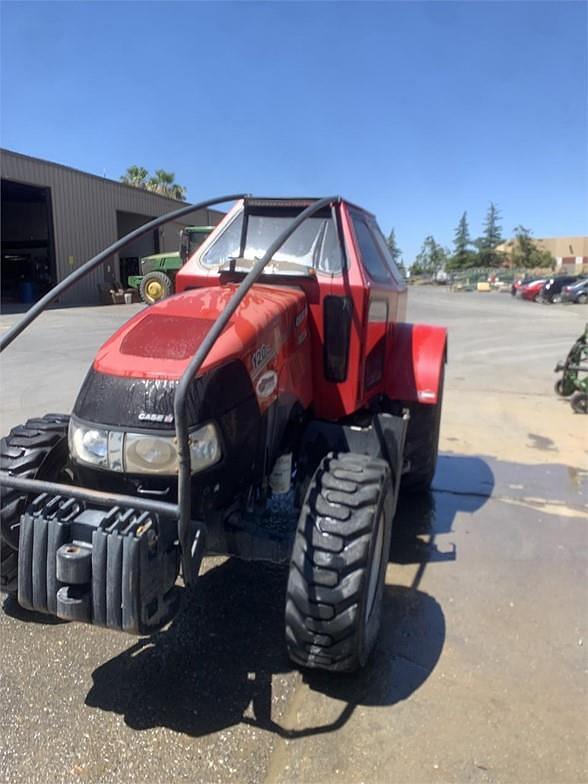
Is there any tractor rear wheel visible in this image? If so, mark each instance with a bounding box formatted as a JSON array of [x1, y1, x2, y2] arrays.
[[285, 453, 394, 673], [0, 414, 71, 595], [555, 378, 575, 397], [139, 271, 173, 305], [401, 365, 445, 492], [571, 392, 588, 414]]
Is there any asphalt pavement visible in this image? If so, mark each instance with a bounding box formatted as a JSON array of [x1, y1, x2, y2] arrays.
[[0, 288, 586, 783]]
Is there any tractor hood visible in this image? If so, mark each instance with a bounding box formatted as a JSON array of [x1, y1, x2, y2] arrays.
[[73, 284, 310, 432], [93, 283, 307, 381], [141, 252, 177, 264]]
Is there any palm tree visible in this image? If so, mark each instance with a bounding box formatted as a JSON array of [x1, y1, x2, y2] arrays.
[[146, 169, 186, 201], [120, 165, 148, 188], [170, 183, 187, 201]]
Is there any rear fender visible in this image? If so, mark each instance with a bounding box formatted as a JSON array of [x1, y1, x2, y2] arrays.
[[386, 323, 447, 405]]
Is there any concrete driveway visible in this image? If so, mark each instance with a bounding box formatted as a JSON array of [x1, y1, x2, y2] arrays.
[[0, 289, 586, 783]]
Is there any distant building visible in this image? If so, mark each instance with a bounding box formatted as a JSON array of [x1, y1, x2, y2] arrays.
[[496, 235, 588, 272], [1, 148, 224, 306]]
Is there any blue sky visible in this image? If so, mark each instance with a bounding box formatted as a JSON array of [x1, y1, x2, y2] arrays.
[[1, 1, 586, 262]]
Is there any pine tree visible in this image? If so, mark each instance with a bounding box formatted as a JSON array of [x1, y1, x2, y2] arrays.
[[451, 212, 474, 268], [482, 203, 502, 248], [477, 203, 504, 267], [385, 229, 402, 266]]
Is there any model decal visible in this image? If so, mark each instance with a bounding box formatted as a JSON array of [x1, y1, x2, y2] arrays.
[[251, 344, 275, 371]]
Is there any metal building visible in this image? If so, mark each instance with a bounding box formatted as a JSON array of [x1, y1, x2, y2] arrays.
[[1, 148, 223, 306]]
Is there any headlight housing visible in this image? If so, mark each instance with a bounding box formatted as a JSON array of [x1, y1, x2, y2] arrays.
[[68, 418, 221, 475]]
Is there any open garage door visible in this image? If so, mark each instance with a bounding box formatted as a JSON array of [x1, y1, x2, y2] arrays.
[[116, 210, 159, 289], [1, 179, 56, 306]]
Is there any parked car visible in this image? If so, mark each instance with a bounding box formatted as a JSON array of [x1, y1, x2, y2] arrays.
[[519, 278, 547, 301], [511, 276, 534, 296], [561, 278, 588, 305], [541, 275, 582, 304]]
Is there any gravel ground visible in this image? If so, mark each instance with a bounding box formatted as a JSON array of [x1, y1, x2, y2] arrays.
[[0, 288, 586, 784]]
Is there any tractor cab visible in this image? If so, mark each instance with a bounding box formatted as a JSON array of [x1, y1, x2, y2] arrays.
[[176, 197, 410, 420], [179, 225, 215, 263]]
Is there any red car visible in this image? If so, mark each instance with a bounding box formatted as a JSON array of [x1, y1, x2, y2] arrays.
[[518, 278, 547, 301]]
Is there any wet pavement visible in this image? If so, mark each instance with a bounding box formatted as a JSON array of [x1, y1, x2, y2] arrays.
[[0, 289, 587, 783]]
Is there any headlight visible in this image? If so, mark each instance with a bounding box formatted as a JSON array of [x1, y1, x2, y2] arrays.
[[190, 423, 221, 472], [125, 433, 179, 474], [68, 419, 221, 475], [69, 424, 109, 468]]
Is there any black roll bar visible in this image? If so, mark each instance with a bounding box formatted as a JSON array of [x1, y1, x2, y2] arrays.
[[0, 192, 341, 588], [0, 194, 248, 352], [174, 195, 339, 582]]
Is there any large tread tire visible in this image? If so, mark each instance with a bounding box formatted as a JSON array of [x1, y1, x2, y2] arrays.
[[0, 414, 71, 594], [285, 453, 394, 673], [139, 271, 173, 305], [554, 378, 575, 397], [571, 392, 588, 414], [401, 365, 445, 492]]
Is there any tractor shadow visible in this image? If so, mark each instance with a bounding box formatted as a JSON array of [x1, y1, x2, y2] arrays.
[[85, 561, 445, 739], [2, 595, 69, 625], [85, 454, 493, 740], [390, 453, 494, 588]]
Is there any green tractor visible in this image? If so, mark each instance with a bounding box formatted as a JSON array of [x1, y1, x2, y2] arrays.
[[128, 225, 213, 304]]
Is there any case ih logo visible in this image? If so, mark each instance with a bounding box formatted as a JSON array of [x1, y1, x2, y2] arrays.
[[251, 344, 274, 371], [138, 412, 174, 423]]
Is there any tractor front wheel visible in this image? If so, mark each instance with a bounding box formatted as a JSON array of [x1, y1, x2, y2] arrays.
[[139, 271, 173, 305], [0, 414, 71, 595], [285, 453, 394, 673]]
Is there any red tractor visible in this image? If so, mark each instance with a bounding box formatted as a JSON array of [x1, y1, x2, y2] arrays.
[[0, 195, 446, 673]]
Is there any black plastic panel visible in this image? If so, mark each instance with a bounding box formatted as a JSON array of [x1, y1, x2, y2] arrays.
[[73, 360, 256, 431], [323, 296, 352, 382]]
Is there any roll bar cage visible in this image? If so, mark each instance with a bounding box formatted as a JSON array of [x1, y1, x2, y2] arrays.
[[0, 194, 341, 584]]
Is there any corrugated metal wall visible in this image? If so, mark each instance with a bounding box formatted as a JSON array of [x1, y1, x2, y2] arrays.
[[1, 149, 224, 304]]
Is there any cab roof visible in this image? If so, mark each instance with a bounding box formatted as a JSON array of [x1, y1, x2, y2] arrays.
[[243, 196, 375, 218]]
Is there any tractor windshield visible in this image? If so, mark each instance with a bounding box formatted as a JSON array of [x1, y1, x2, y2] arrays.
[[188, 231, 209, 256], [201, 207, 343, 274]]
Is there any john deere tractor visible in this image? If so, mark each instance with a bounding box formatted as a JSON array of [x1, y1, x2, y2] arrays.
[[128, 225, 213, 304]]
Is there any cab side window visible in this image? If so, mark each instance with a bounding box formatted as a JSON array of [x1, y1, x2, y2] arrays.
[[201, 211, 243, 267], [369, 220, 406, 286], [351, 214, 391, 284]]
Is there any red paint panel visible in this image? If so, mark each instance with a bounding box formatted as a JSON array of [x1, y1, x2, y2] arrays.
[[385, 322, 447, 405], [93, 283, 309, 401]]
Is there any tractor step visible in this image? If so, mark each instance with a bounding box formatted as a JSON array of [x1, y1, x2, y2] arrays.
[[17, 494, 181, 634]]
